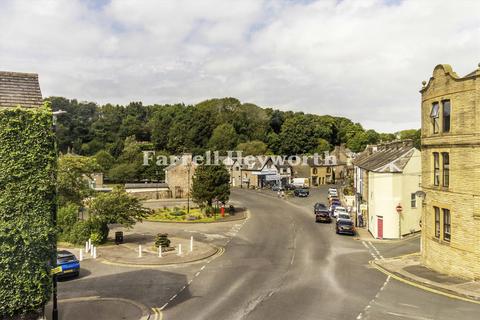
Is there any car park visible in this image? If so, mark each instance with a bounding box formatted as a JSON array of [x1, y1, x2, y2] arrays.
[[315, 210, 332, 223], [336, 218, 355, 235], [57, 250, 80, 278], [294, 189, 309, 197]]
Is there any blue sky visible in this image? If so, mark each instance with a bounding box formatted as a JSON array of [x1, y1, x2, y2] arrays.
[[1, 0, 479, 132]]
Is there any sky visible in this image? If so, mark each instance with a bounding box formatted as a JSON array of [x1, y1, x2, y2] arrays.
[[0, 0, 479, 132]]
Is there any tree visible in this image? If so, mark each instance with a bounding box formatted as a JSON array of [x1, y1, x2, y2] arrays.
[[94, 150, 115, 172], [57, 154, 100, 206], [313, 138, 331, 154], [208, 123, 238, 151], [191, 164, 230, 208], [236, 140, 268, 156], [87, 187, 151, 241]]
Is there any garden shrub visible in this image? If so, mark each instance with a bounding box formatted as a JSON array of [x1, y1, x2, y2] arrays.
[[0, 106, 56, 318]]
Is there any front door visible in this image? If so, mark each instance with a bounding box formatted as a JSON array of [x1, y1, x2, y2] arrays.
[[377, 217, 383, 239]]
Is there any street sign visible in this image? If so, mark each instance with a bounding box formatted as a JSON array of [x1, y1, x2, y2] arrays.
[[50, 266, 63, 275]]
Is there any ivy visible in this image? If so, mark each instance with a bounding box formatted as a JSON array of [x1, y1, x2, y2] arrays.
[[0, 105, 57, 318]]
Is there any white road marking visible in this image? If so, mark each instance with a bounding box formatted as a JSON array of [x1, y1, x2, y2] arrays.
[[159, 303, 168, 311], [386, 311, 433, 320], [356, 276, 391, 319], [169, 294, 177, 301]]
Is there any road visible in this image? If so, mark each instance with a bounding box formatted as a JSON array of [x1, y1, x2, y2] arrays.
[[52, 187, 480, 320]]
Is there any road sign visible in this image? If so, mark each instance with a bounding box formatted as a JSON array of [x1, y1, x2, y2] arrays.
[[50, 266, 63, 275]]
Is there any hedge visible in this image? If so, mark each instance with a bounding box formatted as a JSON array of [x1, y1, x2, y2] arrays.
[[0, 106, 57, 318]]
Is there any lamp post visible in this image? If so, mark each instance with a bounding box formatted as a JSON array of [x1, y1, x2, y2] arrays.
[[51, 110, 66, 320]]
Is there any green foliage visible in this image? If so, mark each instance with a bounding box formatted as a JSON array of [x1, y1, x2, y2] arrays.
[[191, 164, 230, 207], [236, 140, 268, 156], [155, 233, 171, 248], [208, 123, 238, 152], [0, 106, 56, 318], [88, 187, 151, 229], [94, 150, 115, 172], [66, 220, 91, 245], [57, 203, 79, 238], [57, 154, 100, 206]]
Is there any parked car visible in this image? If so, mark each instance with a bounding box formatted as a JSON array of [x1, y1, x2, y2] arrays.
[[336, 218, 355, 235], [314, 202, 328, 211], [315, 210, 332, 223], [337, 213, 351, 220], [294, 189, 309, 197], [328, 196, 340, 205], [272, 185, 285, 191], [333, 206, 348, 218], [57, 250, 80, 278], [328, 188, 338, 196], [285, 183, 297, 190]]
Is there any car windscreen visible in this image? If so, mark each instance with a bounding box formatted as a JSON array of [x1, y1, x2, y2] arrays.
[[338, 220, 353, 226], [58, 255, 76, 264]]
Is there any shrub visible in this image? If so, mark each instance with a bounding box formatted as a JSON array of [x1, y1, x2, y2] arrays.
[[155, 233, 171, 248], [57, 203, 79, 236], [67, 220, 92, 245]]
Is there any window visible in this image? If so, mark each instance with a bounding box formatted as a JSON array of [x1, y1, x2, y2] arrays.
[[442, 100, 451, 132], [431, 102, 440, 134], [433, 153, 440, 186], [327, 167, 331, 173], [442, 153, 449, 187], [411, 193, 416, 208], [313, 168, 318, 174], [443, 209, 451, 241], [434, 207, 440, 238]]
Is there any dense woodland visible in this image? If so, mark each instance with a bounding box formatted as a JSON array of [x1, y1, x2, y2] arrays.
[[48, 97, 420, 182]]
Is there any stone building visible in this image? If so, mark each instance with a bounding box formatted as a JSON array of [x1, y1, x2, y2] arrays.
[[420, 64, 480, 279], [164, 154, 197, 198]]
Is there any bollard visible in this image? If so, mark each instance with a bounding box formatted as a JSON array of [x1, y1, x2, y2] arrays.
[[90, 245, 94, 257], [93, 247, 97, 259], [79, 249, 83, 262], [190, 236, 193, 252], [85, 241, 89, 253], [178, 244, 182, 256], [88, 238, 92, 251], [158, 246, 162, 258], [139, 245, 142, 258]]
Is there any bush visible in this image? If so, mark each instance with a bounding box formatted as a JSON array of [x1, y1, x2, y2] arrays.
[[155, 233, 171, 248], [67, 220, 92, 245], [58, 203, 79, 236]]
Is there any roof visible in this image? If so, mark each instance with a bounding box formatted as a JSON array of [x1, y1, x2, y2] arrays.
[[0, 71, 43, 108], [353, 141, 417, 173]]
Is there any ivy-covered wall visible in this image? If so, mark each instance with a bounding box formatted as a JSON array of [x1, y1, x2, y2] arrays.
[[0, 106, 57, 318]]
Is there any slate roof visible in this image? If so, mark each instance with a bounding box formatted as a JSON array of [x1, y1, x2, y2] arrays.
[[353, 141, 416, 173], [0, 71, 43, 108]]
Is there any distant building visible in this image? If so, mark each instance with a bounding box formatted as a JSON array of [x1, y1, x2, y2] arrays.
[[164, 154, 197, 198], [0, 71, 43, 108], [420, 64, 480, 279], [354, 141, 421, 239]]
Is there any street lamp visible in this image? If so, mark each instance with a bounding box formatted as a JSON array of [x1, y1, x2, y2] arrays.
[[51, 110, 66, 320]]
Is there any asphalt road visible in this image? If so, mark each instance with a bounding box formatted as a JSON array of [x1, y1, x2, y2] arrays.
[[51, 187, 480, 320]]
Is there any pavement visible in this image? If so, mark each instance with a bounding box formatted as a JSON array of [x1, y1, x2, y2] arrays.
[[374, 253, 480, 303], [46, 186, 480, 320]]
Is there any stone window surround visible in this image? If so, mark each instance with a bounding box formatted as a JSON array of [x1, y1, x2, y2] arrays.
[[428, 98, 452, 136], [430, 202, 452, 245]]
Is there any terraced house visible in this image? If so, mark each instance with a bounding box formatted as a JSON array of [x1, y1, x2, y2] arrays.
[[420, 64, 480, 279]]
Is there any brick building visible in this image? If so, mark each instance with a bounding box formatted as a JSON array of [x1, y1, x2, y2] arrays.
[[420, 64, 480, 279]]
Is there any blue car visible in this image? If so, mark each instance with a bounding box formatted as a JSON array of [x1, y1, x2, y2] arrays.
[[57, 250, 80, 278]]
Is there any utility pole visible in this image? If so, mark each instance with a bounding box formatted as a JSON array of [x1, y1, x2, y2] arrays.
[[51, 110, 66, 320]]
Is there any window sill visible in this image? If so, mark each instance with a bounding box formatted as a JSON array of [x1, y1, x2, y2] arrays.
[[431, 237, 450, 246]]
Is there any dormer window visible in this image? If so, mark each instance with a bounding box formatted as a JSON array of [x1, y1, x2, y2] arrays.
[[431, 102, 440, 134]]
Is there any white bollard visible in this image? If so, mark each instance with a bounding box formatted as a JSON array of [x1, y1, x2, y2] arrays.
[[93, 247, 97, 259], [158, 246, 162, 258], [190, 236, 193, 252], [79, 249, 83, 262], [85, 241, 89, 253], [90, 245, 94, 257], [178, 244, 182, 256], [88, 238, 92, 251], [139, 245, 142, 258]]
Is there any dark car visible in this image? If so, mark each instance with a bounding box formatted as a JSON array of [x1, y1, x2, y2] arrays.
[[57, 250, 80, 278], [294, 189, 309, 197], [315, 210, 332, 223], [336, 219, 355, 235], [314, 202, 328, 211], [284, 184, 297, 190]]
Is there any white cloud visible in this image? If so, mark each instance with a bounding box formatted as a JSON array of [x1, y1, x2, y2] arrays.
[[0, 0, 479, 132]]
